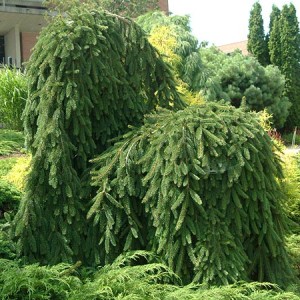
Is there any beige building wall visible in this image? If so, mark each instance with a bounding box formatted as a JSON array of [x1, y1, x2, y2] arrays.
[[4, 25, 21, 67], [158, 0, 169, 13], [217, 40, 249, 56]]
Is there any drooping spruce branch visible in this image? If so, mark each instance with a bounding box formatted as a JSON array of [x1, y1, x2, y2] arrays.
[[89, 103, 295, 286], [12, 6, 184, 264]]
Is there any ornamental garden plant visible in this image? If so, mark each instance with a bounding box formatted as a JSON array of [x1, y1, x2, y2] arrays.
[[0, 1, 299, 298]]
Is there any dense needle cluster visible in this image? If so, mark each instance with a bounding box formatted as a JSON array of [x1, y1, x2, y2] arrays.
[[12, 6, 183, 265], [11, 4, 295, 287], [90, 104, 294, 286]]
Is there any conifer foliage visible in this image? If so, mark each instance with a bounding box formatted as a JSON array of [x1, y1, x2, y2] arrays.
[[12, 5, 183, 264], [11, 2, 296, 288], [249, 2, 300, 129], [276, 4, 300, 129], [89, 103, 294, 286], [136, 12, 205, 92], [247, 2, 269, 66]]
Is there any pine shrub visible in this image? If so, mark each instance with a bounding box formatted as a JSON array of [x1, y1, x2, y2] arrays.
[[89, 103, 295, 286]]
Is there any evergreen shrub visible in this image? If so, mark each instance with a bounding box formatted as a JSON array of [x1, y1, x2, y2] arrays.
[[286, 234, 300, 278], [10, 3, 296, 289], [0, 259, 81, 299], [0, 157, 18, 177], [12, 5, 183, 266], [0, 180, 21, 219], [0, 233, 16, 260], [281, 153, 300, 230], [4, 156, 31, 191], [0, 252, 299, 299], [0, 213, 16, 259], [70, 251, 300, 299], [199, 48, 291, 129], [89, 103, 295, 286]]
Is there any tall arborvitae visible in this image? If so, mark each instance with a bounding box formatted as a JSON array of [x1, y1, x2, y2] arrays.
[[268, 14, 282, 67], [266, 5, 281, 64], [12, 5, 184, 264], [247, 2, 268, 66], [279, 4, 300, 129], [269, 5, 281, 33], [89, 103, 295, 287]]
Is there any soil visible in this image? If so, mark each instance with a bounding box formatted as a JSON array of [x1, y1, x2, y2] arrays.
[[0, 152, 27, 160]]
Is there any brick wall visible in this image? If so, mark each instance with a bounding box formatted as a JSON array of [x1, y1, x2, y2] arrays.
[[21, 32, 38, 62], [158, 0, 169, 13]]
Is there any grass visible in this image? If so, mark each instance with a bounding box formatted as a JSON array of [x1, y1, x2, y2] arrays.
[[0, 129, 25, 156]]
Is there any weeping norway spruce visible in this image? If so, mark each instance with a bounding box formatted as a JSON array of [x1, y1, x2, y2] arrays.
[[12, 5, 183, 265], [89, 104, 295, 286], [12, 4, 295, 287]]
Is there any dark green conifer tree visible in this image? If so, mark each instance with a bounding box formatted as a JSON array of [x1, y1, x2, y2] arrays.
[[47, 0, 159, 18], [266, 5, 281, 64], [89, 103, 295, 287], [247, 2, 269, 66], [96, 0, 159, 17], [12, 4, 184, 264], [269, 5, 281, 33], [268, 15, 282, 68], [278, 4, 300, 129]]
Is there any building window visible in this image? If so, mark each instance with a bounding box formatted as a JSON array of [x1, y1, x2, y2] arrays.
[[0, 36, 5, 65]]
